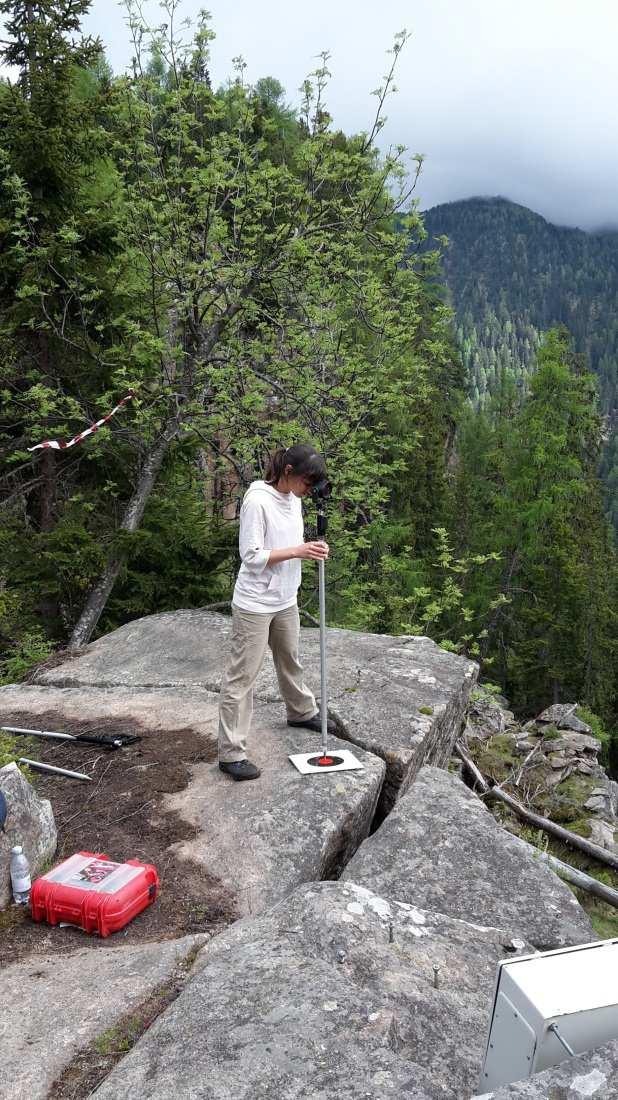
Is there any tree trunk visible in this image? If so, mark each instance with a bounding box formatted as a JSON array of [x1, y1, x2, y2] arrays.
[[68, 423, 178, 649], [485, 785, 618, 872], [68, 294, 247, 650]]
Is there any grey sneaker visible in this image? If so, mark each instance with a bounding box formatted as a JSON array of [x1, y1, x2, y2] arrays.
[[287, 714, 337, 735], [219, 759, 261, 781]]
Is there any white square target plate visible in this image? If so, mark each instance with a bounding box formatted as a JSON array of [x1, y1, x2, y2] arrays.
[[289, 749, 364, 774]]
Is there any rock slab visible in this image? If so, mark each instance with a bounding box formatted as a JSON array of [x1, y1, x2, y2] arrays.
[[0, 681, 221, 738], [161, 700, 385, 915], [536, 703, 592, 733], [0, 934, 206, 1100], [0, 684, 385, 919], [33, 609, 478, 815], [343, 766, 595, 950], [92, 880, 531, 1100], [0, 761, 57, 909]]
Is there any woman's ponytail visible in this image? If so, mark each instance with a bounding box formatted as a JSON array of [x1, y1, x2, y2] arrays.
[[265, 447, 288, 485]]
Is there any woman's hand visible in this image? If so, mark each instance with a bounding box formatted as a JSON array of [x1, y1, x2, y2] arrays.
[[296, 540, 330, 561]]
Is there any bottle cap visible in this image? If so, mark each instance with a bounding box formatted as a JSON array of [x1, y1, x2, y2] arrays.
[[11, 845, 22, 854]]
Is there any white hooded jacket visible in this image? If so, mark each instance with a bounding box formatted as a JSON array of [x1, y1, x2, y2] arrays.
[[232, 480, 304, 612]]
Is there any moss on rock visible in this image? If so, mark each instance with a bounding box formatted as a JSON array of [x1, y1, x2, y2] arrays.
[[470, 733, 518, 783]]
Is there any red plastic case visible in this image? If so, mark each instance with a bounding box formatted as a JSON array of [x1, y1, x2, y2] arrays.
[[30, 851, 159, 937]]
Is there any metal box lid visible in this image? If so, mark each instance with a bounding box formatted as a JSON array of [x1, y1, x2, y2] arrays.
[[502, 939, 618, 1018]]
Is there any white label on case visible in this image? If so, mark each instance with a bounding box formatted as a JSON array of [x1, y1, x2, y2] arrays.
[[43, 854, 142, 893]]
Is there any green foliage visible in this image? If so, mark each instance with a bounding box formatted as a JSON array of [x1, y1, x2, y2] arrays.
[[454, 329, 618, 729], [0, 629, 52, 685], [586, 907, 618, 940], [549, 775, 596, 827], [469, 682, 503, 702], [336, 525, 502, 658], [0, 731, 21, 769], [469, 734, 518, 784], [2, 2, 468, 656], [94, 1018, 143, 1056], [516, 826, 618, 939], [0, 730, 37, 776], [540, 725, 561, 741], [99, 463, 239, 633], [0, 573, 54, 684]]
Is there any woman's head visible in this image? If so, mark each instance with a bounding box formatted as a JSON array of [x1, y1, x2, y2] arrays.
[[265, 443, 328, 497]]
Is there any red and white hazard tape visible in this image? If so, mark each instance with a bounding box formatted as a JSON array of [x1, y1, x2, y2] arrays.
[[28, 392, 134, 452]]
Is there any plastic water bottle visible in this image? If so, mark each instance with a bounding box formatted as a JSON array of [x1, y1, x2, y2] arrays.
[[10, 845, 31, 905]]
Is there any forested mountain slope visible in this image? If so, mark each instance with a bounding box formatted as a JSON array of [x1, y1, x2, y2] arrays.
[[423, 197, 618, 413], [422, 198, 618, 530]]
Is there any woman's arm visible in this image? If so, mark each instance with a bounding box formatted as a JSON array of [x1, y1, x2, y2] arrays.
[[239, 498, 329, 569], [268, 542, 329, 564]]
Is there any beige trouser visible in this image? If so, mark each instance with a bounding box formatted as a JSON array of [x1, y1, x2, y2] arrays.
[[218, 603, 317, 763]]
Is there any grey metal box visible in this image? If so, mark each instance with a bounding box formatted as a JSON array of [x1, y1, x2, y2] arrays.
[[478, 938, 618, 1092]]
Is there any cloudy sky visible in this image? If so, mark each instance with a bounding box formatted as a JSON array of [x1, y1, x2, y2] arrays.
[[22, 1, 618, 230]]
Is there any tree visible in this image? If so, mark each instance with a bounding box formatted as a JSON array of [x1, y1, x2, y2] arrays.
[[484, 330, 617, 717], [6, 5, 448, 648], [0, 0, 114, 635], [0, 0, 101, 206]]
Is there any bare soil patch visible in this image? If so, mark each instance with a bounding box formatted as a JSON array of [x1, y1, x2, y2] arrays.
[[0, 708, 239, 966]]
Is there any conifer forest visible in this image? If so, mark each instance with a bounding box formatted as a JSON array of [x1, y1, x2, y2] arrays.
[[1, 2, 616, 768]]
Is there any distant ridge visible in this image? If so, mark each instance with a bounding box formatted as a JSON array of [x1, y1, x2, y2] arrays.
[[425, 195, 618, 236], [424, 194, 594, 236]]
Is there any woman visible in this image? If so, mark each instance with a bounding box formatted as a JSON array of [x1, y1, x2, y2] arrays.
[[218, 443, 336, 780]]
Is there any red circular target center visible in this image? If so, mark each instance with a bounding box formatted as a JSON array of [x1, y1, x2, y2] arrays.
[[307, 754, 344, 768]]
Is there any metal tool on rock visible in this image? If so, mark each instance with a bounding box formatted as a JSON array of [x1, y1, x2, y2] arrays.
[[1, 725, 140, 751]]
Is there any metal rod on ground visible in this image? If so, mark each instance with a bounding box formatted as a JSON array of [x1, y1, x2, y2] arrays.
[[2, 725, 76, 742], [18, 758, 92, 782], [288, 481, 363, 777], [455, 740, 618, 874], [318, 556, 328, 759]]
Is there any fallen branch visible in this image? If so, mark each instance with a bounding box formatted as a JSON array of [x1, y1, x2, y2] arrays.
[[486, 786, 618, 873], [455, 741, 487, 792], [527, 848, 618, 911], [513, 742, 541, 787], [454, 740, 618, 874]]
